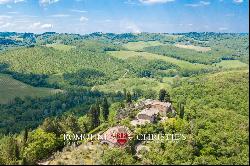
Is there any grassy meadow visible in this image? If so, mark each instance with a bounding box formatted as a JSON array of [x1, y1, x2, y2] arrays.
[[108, 50, 209, 70], [213, 60, 249, 69], [123, 41, 164, 51]]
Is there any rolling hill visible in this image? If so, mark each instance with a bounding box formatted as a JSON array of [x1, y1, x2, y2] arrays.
[[0, 74, 61, 104]]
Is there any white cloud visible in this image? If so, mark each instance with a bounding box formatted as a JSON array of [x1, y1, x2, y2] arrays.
[[139, 0, 175, 4], [126, 25, 141, 33], [0, 15, 12, 20], [124, 0, 138, 5], [8, 11, 18, 14], [120, 21, 141, 33], [30, 22, 41, 28], [233, 0, 243, 3], [0, 22, 12, 28], [41, 23, 53, 29], [0, 0, 25, 4], [70, 9, 87, 13], [14, 0, 25, 3], [80, 16, 88, 22], [29, 22, 53, 29], [218, 27, 228, 31], [0, 0, 11, 4], [39, 0, 60, 6], [200, 1, 210, 5], [186, 1, 210, 7]]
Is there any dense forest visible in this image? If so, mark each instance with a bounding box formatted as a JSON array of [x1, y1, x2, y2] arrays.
[[0, 32, 248, 165]]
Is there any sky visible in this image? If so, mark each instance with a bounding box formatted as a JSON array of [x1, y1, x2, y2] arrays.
[[0, 0, 249, 34]]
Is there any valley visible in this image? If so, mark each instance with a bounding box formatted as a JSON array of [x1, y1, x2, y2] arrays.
[[0, 32, 248, 165]]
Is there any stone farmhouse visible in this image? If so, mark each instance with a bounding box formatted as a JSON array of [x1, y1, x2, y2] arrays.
[[131, 99, 175, 126], [100, 99, 176, 147]]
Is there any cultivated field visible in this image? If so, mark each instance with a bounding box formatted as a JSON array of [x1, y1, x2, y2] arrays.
[[175, 43, 211, 52], [0, 74, 61, 104], [213, 60, 249, 69], [123, 41, 165, 51], [108, 50, 209, 70], [94, 77, 171, 93]]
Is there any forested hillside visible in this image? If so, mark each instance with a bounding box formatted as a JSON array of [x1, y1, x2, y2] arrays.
[[0, 32, 248, 165], [21, 70, 248, 165]]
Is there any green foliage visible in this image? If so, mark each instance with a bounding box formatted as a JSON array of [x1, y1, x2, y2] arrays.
[[147, 59, 179, 70], [159, 88, 170, 102], [101, 148, 135, 165], [109, 50, 216, 77], [61, 115, 81, 134], [0, 45, 133, 88], [178, 102, 185, 119], [46, 43, 75, 51], [95, 77, 170, 96], [143, 44, 226, 64], [126, 91, 132, 103], [11, 72, 58, 88], [183, 32, 249, 64], [63, 68, 106, 86], [159, 89, 166, 101], [140, 138, 194, 165], [0, 136, 20, 165], [23, 128, 61, 164], [172, 70, 249, 116], [126, 57, 179, 78], [40, 115, 82, 136], [88, 104, 101, 129], [143, 33, 249, 65], [0, 32, 35, 51], [123, 41, 165, 51], [0, 90, 104, 134], [23, 128, 28, 145], [213, 60, 248, 69], [0, 32, 248, 165], [0, 73, 59, 104], [102, 97, 110, 121], [167, 70, 249, 164], [109, 50, 208, 71], [40, 118, 63, 136]]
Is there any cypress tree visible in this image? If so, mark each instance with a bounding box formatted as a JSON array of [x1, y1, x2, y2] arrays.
[[123, 88, 127, 99], [102, 97, 109, 121], [23, 128, 28, 144], [95, 102, 100, 127], [159, 89, 166, 101], [89, 103, 100, 129], [159, 89, 171, 102], [126, 91, 132, 103], [179, 102, 185, 119]]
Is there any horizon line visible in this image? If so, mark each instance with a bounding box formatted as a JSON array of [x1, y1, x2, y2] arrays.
[[0, 31, 249, 35]]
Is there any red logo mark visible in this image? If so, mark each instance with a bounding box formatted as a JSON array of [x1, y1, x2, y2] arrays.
[[116, 133, 128, 146]]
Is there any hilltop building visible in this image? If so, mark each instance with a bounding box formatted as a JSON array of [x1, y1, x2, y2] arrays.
[[131, 99, 175, 126]]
